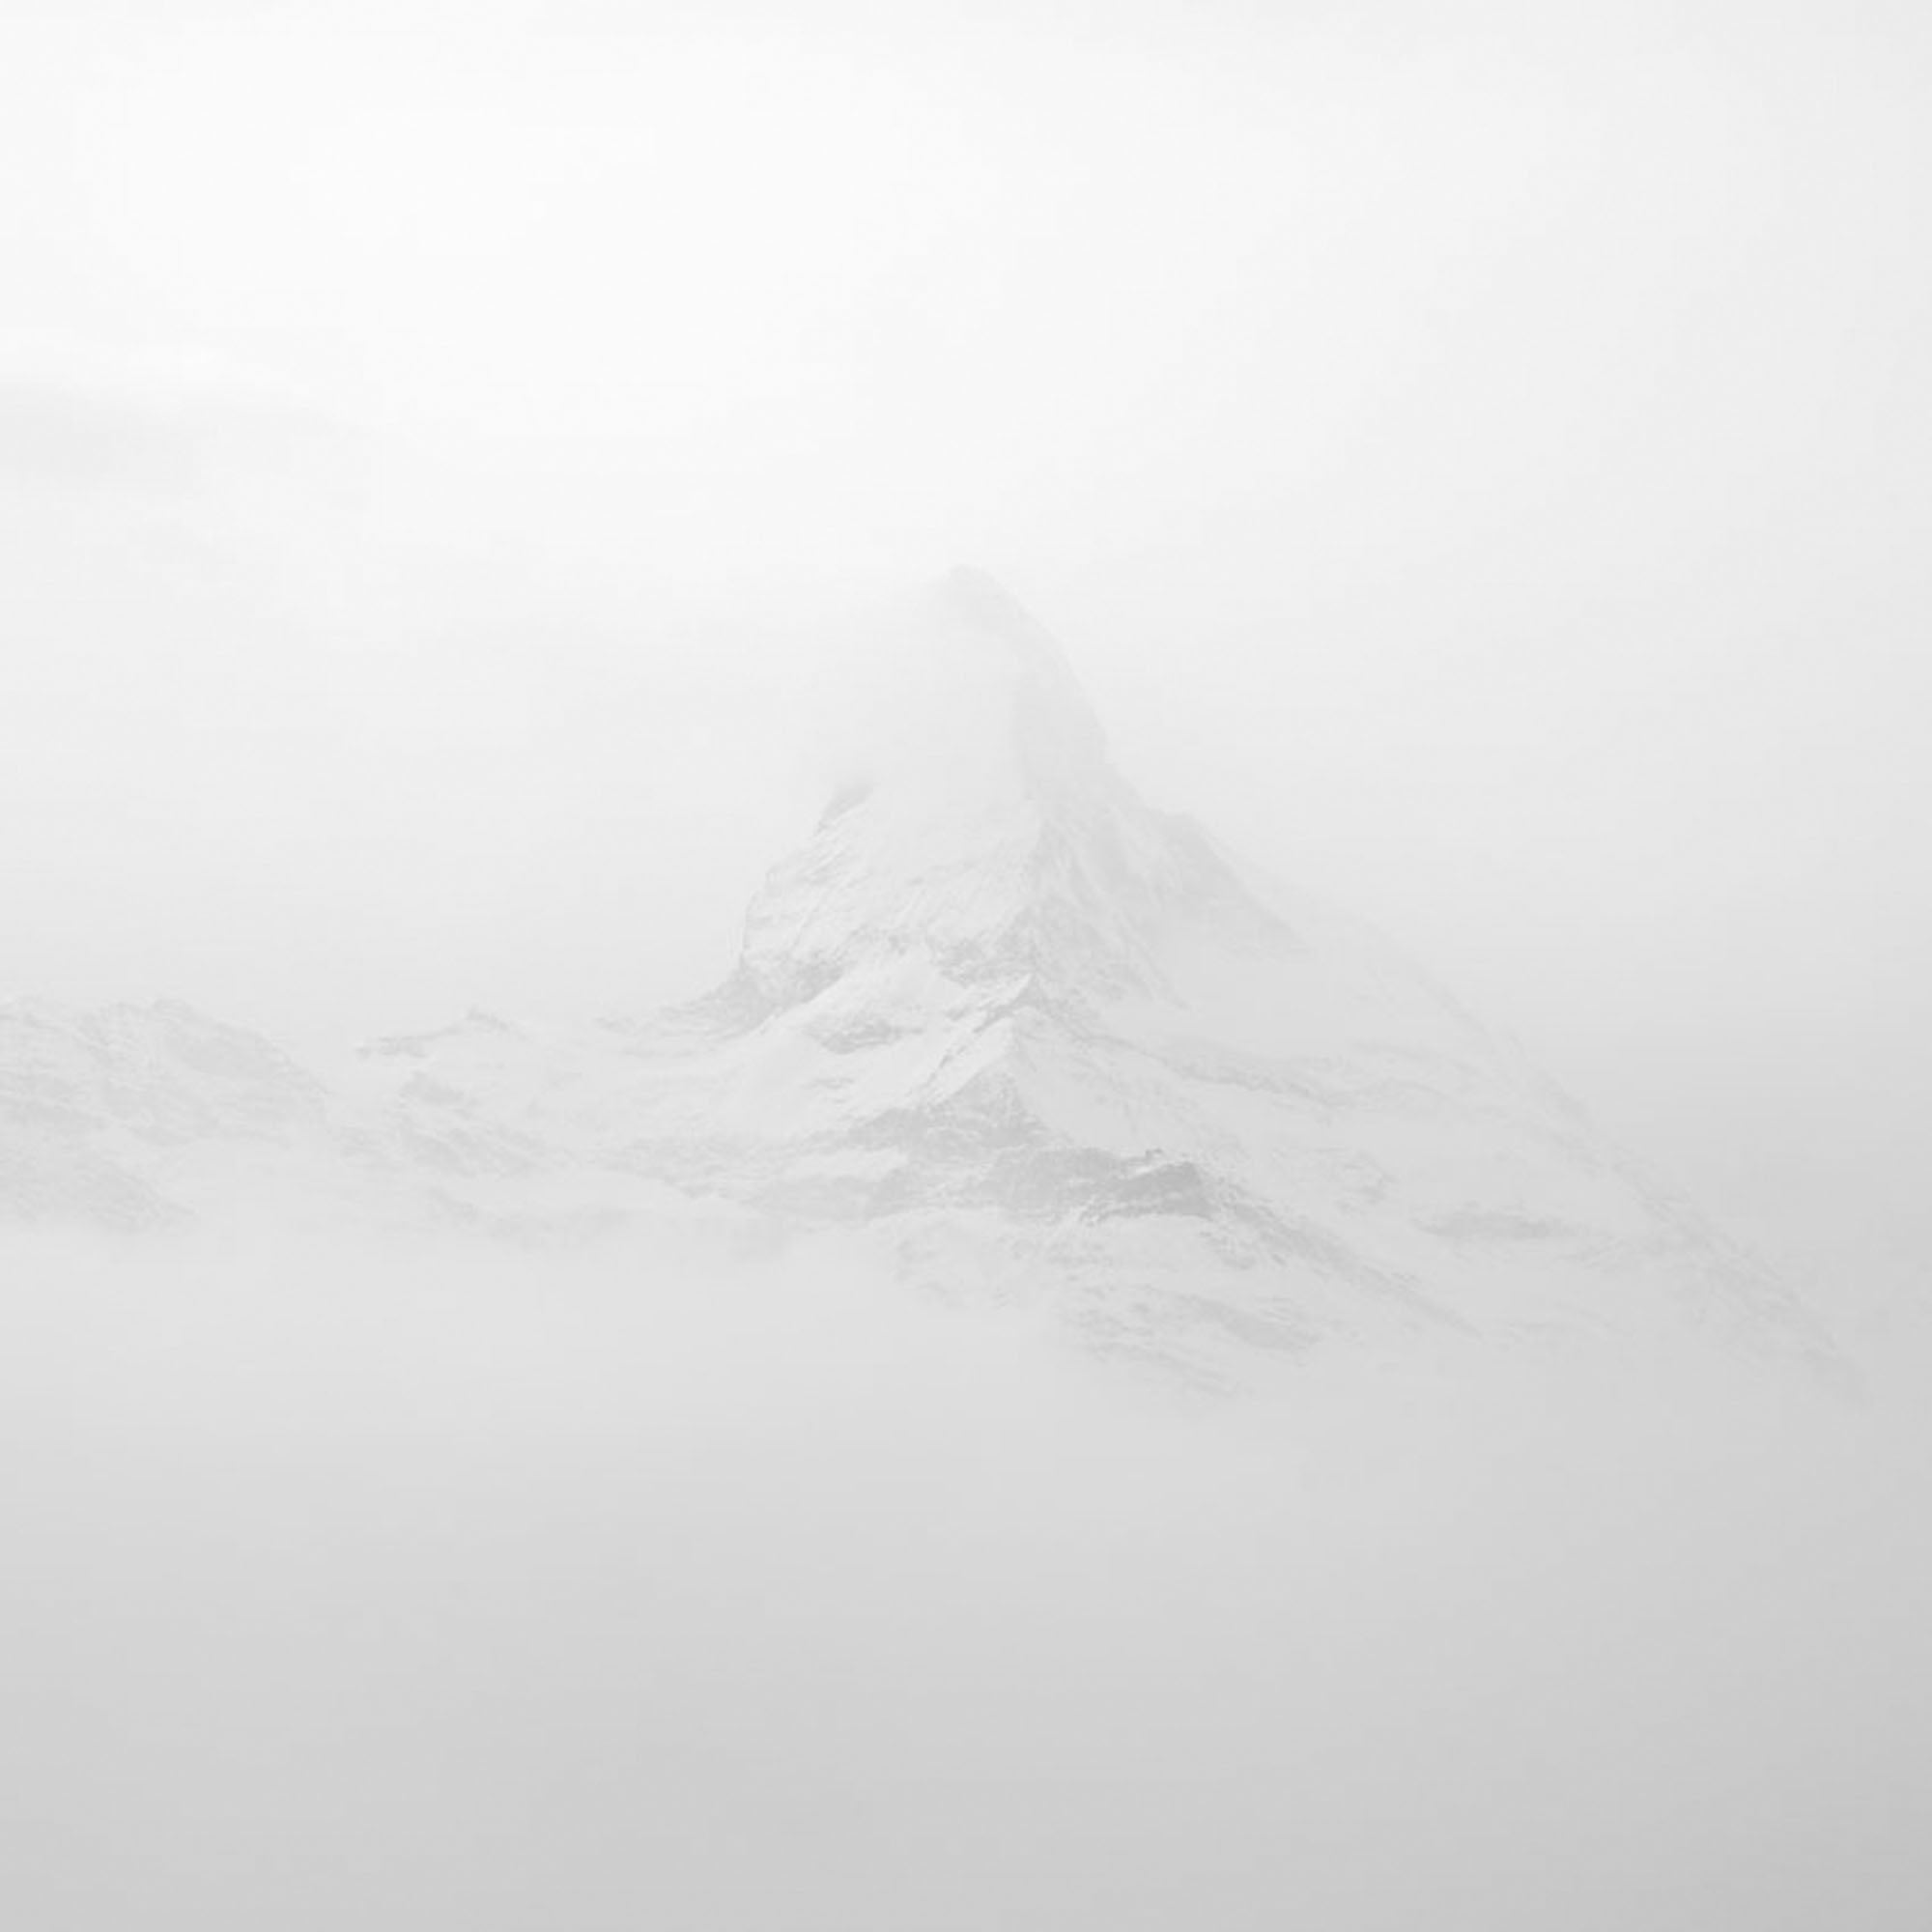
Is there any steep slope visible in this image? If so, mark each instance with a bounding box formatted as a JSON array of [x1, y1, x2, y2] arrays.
[[369, 571, 1841, 1387], [0, 571, 1835, 1387]]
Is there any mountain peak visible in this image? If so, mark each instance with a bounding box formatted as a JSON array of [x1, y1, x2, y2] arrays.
[[899, 567, 1109, 790], [718, 580, 1281, 1018], [928, 566, 1074, 681], [931, 564, 1033, 634], [0, 565, 1842, 1392]]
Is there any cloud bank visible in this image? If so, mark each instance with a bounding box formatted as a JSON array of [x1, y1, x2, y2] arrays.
[[4, 1224, 1927, 1931]]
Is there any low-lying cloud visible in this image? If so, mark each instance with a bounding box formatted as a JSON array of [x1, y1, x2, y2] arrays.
[[4, 1226, 1928, 1931]]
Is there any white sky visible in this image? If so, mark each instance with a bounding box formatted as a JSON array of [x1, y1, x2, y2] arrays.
[[2, 0, 1928, 1305]]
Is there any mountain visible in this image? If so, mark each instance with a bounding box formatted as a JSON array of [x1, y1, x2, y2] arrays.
[[0, 995, 330, 1232], [0, 571, 1845, 1390], [356, 570, 1843, 1387]]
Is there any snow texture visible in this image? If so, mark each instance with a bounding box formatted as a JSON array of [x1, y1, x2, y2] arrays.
[[0, 572, 1846, 1390]]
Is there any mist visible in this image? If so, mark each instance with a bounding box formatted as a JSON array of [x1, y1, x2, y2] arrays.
[[4, 0, 1928, 1322], [5, 3, 1932, 1922], [4, 1225, 1929, 1931]]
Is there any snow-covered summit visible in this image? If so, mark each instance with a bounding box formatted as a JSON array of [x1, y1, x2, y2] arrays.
[[357, 573, 1844, 1387], [728, 566, 1287, 1019], [0, 576, 1849, 1391]]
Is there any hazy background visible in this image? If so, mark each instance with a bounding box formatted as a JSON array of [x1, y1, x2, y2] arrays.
[[6, 1226, 1932, 1931], [7, 12, 1932, 1921], [3, 0, 1928, 1321]]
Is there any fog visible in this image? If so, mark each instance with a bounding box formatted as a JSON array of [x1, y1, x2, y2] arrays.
[[4, 0, 1928, 1323], [5, 4, 1932, 1919], [2, 1225, 1928, 1931]]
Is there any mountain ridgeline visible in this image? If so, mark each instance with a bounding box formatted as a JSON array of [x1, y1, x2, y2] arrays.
[[0, 571, 1846, 1390]]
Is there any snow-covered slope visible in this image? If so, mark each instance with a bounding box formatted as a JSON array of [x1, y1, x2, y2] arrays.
[[0, 571, 1843, 1386], [355, 569, 1842, 1388], [0, 995, 331, 1231]]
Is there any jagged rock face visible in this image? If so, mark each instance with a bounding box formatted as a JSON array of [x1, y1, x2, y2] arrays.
[[0, 573, 1844, 1388], [360, 571, 1840, 1387]]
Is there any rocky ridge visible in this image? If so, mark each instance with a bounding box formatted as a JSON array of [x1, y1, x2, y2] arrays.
[[0, 571, 1846, 1389]]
